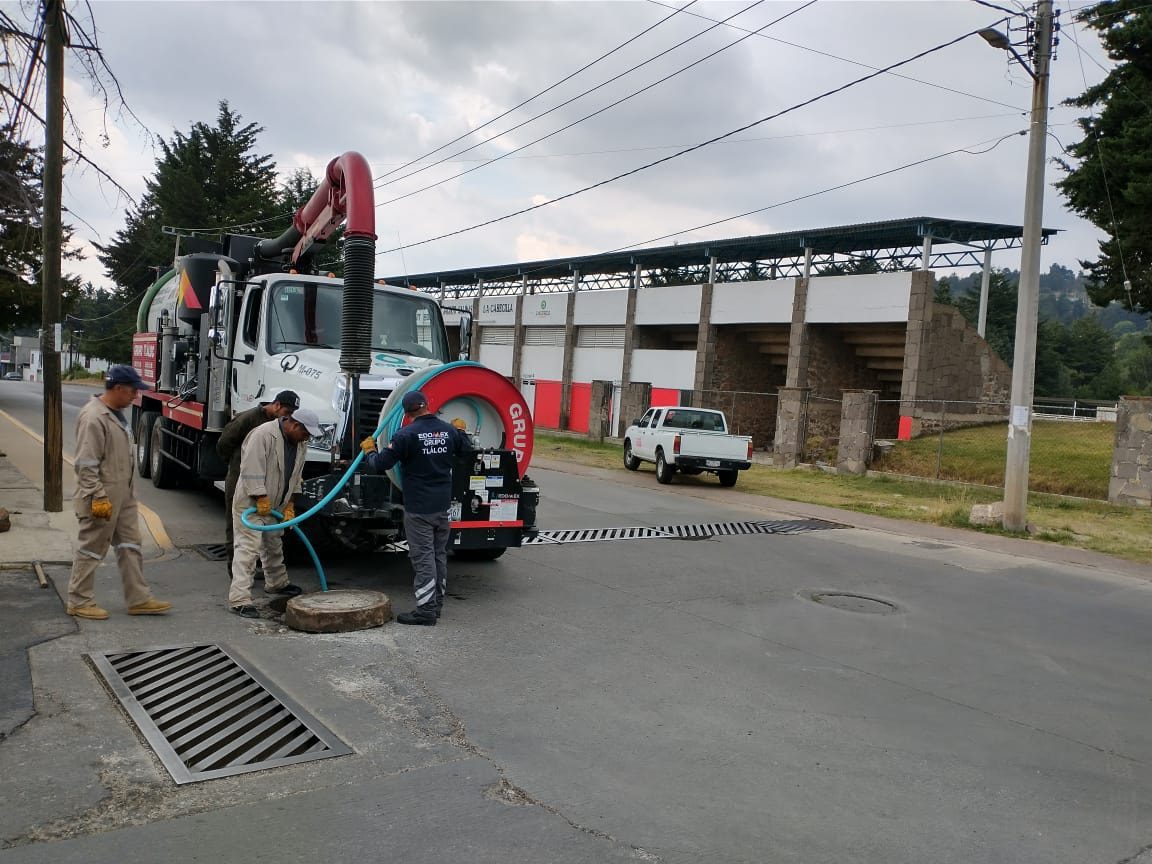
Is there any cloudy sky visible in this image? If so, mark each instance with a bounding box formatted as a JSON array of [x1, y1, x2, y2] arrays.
[[11, 0, 1116, 289]]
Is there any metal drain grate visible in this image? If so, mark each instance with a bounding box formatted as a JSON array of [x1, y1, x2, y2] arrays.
[[89, 644, 350, 784], [522, 518, 844, 545], [193, 543, 230, 562]]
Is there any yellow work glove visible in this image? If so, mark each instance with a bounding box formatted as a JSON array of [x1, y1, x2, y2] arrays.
[[90, 497, 112, 520], [282, 501, 295, 522], [255, 495, 272, 517], [360, 436, 377, 454]]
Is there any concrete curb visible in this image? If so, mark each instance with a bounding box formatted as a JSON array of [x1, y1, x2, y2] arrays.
[[531, 456, 1152, 582]]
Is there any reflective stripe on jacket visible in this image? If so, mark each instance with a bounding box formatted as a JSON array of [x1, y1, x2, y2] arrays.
[[235, 418, 306, 510], [73, 395, 135, 515]]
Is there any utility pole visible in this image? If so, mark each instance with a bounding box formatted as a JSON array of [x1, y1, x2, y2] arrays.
[[1001, 0, 1054, 532], [41, 0, 65, 512]]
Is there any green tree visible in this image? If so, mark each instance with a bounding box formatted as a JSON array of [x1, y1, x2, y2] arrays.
[[1055, 0, 1152, 312], [953, 268, 1018, 364], [95, 102, 288, 359], [0, 124, 82, 331]]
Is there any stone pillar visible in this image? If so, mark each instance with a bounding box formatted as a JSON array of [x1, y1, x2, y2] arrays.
[[510, 295, 525, 389], [694, 281, 716, 391], [588, 379, 613, 441], [621, 382, 652, 431], [470, 297, 482, 360], [898, 270, 934, 439], [836, 390, 878, 476], [784, 277, 810, 389], [620, 286, 639, 386], [773, 386, 809, 467], [559, 289, 578, 429], [1109, 396, 1152, 506]]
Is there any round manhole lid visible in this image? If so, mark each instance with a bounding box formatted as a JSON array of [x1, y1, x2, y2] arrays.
[[808, 592, 898, 614]]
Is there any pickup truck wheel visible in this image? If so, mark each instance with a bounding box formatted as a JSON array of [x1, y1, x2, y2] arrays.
[[150, 420, 183, 489], [136, 411, 159, 478], [718, 469, 739, 487], [655, 450, 675, 485], [452, 547, 506, 561], [623, 441, 640, 471]]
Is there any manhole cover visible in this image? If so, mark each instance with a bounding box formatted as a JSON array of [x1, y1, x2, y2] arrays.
[[193, 543, 230, 562], [89, 644, 350, 784], [809, 592, 898, 614]]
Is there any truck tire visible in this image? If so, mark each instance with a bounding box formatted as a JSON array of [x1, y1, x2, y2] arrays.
[[452, 547, 507, 561], [655, 449, 675, 485], [150, 419, 182, 489], [623, 440, 640, 471], [136, 411, 159, 478], [718, 469, 739, 487]]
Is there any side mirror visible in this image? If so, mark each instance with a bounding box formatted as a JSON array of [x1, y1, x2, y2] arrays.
[[244, 353, 255, 364], [632, 418, 641, 427]]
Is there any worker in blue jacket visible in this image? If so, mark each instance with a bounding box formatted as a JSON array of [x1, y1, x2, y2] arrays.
[[361, 390, 470, 625]]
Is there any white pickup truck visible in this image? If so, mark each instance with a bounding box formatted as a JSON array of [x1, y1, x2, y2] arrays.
[[623, 407, 753, 487]]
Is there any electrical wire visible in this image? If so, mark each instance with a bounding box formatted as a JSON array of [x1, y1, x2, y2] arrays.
[[375, 0, 702, 185], [968, 0, 1025, 16], [375, 0, 792, 193], [646, 0, 1026, 111], [375, 23, 1004, 258], [377, 0, 817, 208]]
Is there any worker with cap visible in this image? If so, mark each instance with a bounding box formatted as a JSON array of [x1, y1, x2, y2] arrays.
[[361, 390, 470, 626], [66, 365, 172, 619], [227, 406, 322, 618], [217, 390, 299, 569]]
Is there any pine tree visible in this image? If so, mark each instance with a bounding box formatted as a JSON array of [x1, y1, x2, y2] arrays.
[[1055, 0, 1152, 311]]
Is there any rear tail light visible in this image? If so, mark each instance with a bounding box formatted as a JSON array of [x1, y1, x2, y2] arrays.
[[747, 440, 754, 460], [673, 434, 681, 455]]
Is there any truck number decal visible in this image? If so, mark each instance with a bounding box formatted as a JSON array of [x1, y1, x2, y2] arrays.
[[295, 365, 323, 380]]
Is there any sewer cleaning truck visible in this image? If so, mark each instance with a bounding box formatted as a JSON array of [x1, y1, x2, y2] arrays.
[[130, 151, 538, 558]]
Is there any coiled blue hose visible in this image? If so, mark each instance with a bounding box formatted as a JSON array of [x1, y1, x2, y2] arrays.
[[239, 361, 486, 590]]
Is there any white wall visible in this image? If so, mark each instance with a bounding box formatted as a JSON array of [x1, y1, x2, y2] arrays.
[[572, 348, 623, 383], [479, 344, 514, 376], [574, 289, 627, 325], [711, 279, 795, 324], [635, 284, 701, 325], [521, 345, 564, 380], [806, 273, 912, 323], [630, 349, 697, 390], [522, 293, 570, 326]]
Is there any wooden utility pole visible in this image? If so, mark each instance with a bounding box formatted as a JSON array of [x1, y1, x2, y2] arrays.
[[41, 0, 65, 512]]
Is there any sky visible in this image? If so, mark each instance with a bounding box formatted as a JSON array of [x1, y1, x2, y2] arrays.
[[8, 0, 1118, 290]]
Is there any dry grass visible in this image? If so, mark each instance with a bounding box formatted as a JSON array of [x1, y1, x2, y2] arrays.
[[536, 433, 1152, 564]]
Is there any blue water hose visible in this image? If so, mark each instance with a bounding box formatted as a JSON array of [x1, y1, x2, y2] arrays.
[[239, 362, 486, 589]]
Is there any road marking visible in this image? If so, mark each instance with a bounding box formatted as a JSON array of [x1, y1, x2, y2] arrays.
[[0, 407, 177, 557]]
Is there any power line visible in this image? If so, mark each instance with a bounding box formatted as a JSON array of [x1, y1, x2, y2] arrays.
[[374, 23, 1002, 258], [968, 0, 1025, 16], [374, 0, 702, 185], [377, 0, 819, 208], [376, 0, 784, 193], [645, 0, 1026, 111]]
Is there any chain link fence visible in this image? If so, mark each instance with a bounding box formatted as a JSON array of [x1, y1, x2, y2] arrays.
[[871, 399, 1115, 499]]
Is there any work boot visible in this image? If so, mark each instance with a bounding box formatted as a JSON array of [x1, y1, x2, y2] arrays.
[[67, 604, 109, 620], [128, 598, 172, 616], [396, 606, 439, 626], [265, 583, 302, 597], [231, 605, 260, 619]]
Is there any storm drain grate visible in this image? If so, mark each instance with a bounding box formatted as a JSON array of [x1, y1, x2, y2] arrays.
[[88, 643, 351, 784], [192, 543, 230, 562], [522, 518, 844, 545]]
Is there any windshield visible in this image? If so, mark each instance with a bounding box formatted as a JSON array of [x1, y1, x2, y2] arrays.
[[265, 280, 449, 361]]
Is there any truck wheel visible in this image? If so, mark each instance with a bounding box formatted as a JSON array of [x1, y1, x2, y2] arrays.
[[150, 420, 182, 489], [655, 450, 675, 485], [718, 470, 739, 487], [452, 547, 506, 561], [136, 411, 159, 478], [623, 440, 640, 471]]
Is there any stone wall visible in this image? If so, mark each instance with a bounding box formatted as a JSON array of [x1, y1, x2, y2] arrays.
[[919, 304, 1012, 405], [698, 326, 786, 449], [773, 388, 808, 467], [1109, 396, 1152, 506], [620, 382, 652, 433], [836, 390, 878, 476]]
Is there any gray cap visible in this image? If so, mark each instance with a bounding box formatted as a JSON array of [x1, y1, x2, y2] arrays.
[[291, 407, 322, 436]]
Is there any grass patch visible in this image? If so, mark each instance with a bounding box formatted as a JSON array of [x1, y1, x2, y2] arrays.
[[536, 432, 1152, 564], [875, 420, 1113, 499]]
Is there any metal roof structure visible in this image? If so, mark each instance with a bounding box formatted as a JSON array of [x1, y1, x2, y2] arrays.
[[390, 217, 1058, 298]]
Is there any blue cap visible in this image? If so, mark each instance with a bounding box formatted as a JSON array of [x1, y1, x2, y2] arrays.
[[401, 390, 427, 412], [106, 365, 150, 390]]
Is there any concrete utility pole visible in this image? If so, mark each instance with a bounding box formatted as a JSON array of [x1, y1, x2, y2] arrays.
[[41, 0, 65, 512], [1000, 0, 1054, 532]]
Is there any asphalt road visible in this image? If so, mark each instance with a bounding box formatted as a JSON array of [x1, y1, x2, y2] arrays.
[[2, 378, 1152, 863]]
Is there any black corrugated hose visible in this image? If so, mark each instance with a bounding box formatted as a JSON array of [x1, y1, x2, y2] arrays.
[[340, 236, 375, 375]]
